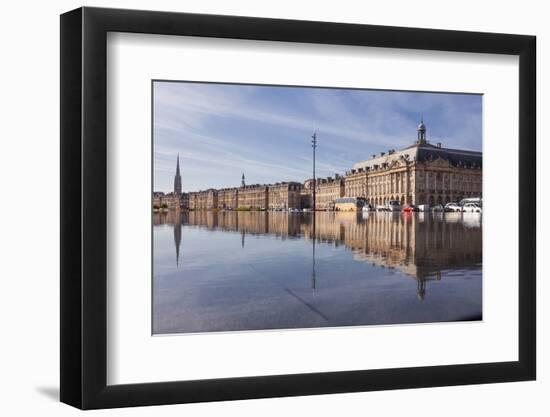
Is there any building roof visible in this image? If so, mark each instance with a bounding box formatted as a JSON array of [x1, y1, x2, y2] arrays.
[[352, 141, 482, 171]]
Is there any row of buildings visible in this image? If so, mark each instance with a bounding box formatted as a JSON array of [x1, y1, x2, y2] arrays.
[[187, 181, 304, 211], [154, 121, 482, 211]]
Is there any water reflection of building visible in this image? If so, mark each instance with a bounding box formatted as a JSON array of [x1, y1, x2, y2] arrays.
[[166, 211, 481, 299]]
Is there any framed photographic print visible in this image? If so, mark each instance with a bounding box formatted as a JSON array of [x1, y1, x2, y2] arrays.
[[60, 6, 536, 409]]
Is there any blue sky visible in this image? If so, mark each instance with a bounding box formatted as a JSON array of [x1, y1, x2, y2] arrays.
[[153, 81, 482, 192]]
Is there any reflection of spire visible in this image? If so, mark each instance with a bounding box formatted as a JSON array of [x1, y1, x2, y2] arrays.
[[173, 214, 182, 266], [241, 230, 245, 248], [416, 278, 426, 301]]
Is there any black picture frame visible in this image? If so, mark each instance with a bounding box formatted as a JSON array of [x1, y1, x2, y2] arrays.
[[60, 6, 536, 410]]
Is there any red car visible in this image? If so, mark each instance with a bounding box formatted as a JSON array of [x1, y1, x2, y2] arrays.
[[402, 204, 417, 213]]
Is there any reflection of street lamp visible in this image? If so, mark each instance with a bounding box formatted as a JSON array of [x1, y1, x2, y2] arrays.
[[311, 132, 317, 292], [311, 228, 316, 292]]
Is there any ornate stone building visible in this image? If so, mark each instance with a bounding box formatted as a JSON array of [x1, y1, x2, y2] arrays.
[[205, 189, 218, 210], [268, 182, 302, 210], [238, 184, 269, 209], [153, 191, 187, 210], [218, 188, 239, 209], [315, 176, 345, 210], [188, 190, 217, 210], [346, 121, 482, 206], [158, 120, 481, 211], [152, 192, 165, 209], [187, 192, 198, 210]]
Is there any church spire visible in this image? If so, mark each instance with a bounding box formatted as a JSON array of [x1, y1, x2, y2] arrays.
[[241, 173, 245, 187], [174, 153, 182, 195]]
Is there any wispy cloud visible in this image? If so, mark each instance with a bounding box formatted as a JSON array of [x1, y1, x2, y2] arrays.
[[153, 81, 482, 192]]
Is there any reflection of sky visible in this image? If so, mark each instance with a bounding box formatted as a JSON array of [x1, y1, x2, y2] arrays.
[[153, 82, 482, 192], [153, 217, 482, 335]]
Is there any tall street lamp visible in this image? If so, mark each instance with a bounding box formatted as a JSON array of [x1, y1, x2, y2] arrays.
[[311, 132, 317, 211], [311, 132, 317, 292]]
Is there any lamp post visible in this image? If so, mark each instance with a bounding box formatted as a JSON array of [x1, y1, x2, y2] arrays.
[[311, 132, 317, 291], [311, 132, 317, 211]]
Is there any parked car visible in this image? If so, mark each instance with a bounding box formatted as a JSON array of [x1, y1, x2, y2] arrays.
[[386, 200, 402, 212], [462, 203, 482, 213], [459, 197, 482, 208], [362, 203, 374, 212], [444, 202, 461, 212], [417, 204, 430, 212], [402, 204, 417, 213], [431, 204, 445, 213]]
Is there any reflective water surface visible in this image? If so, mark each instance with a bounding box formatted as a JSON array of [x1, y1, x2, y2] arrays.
[[153, 211, 482, 334]]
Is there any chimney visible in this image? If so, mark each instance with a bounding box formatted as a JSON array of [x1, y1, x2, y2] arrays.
[[437, 143, 441, 148]]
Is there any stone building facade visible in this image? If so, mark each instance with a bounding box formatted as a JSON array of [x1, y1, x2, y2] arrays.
[[218, 188, 239, 209], [346, 122, 482, 206], [205, 189, 218, 210], [155, 121, 481, 211], [189, 190, 217, 211], [238, 185, 269, 209], [188, 192, 198, 211], [315, 177, 345, 210], [268, 182, 302, 210], [344, 169, 367, 200], [152, 192, 165, 209], [153, 191, 187, 210]]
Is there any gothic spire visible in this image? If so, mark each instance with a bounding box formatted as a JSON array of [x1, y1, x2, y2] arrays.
[[174, 153, 182, 195]]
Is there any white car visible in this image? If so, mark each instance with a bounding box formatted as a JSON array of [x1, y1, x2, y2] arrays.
[[445, 202, 461, 212], [386, 200, 402, 212], [462, 203, 482, 213]]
